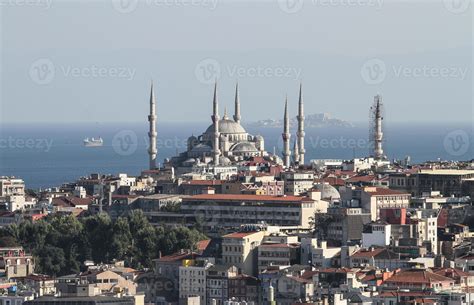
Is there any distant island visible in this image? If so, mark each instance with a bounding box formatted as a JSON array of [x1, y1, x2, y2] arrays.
[[247, 113, 354, 128]]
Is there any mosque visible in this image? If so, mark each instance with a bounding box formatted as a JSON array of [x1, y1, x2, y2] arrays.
[[146, 81, 306, 174]]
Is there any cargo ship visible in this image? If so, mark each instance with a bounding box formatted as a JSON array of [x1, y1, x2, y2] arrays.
[[83, 137, 103, 147]]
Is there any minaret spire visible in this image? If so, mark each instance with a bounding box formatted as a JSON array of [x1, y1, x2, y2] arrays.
[[293, 138, 300, 165], [282, 96, 291, 168], [148, 80, 158, 170], [233, 81, 241, 124], [297, 82, 305, 165], [373, 94, 384, 160], [211, 81, 221, 165], [223, 107, 229, 120]]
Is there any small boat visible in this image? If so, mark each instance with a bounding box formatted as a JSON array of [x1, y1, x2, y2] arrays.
[[83, 137, 103, 147]]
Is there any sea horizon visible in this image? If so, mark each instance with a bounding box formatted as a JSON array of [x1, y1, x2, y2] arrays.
[[0, 121, 472, 189]]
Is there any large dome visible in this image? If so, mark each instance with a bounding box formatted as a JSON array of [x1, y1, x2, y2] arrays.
[[205, 119, 247, 135], [314, 183, 341, 200]]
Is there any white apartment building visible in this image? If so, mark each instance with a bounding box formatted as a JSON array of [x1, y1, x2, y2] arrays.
[[0, 177, 25, 197], [362, 221, 391, 248], [340, 186, 410, 221], [181, 193, 322, 229], [412, 211, 438, 255], [221, 231, 265, 276], [311, 241, 341, 268], [258, 243, 300, 273], [179, 260, 213, 305], [281, 171, 314, 196]]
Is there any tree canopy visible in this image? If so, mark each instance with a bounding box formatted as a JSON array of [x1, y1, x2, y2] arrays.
[[0, 210, 207, 276]]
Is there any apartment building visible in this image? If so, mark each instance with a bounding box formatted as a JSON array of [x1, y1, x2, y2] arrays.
[[181, 193, 322, 230], [221, 231, 265, 276]]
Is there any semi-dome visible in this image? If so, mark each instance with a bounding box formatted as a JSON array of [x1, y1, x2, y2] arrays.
[[219, 156, 232, 165], [232, 142, 258, 153], [190, 144, 212, 153], [205, 119, 247, 135]]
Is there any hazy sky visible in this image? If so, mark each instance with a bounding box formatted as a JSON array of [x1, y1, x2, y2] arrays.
[[0, 0, 472, 124]]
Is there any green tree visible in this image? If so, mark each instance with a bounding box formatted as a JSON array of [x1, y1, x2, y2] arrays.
[[127, 210, 157, 268], [34, 245, 66, 276], [111, 217, 132, 261], [82, 214, 113, 264]]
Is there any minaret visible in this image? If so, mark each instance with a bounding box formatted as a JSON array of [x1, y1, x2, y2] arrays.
[[296, 83, 305, 165], [282, 96, 291, 168], [223, 107, 229, 120], [148, 81, 157, 170], [233, 82, 241, 124], [211, 82, 221, 165], [373, 94, 384, 160], [293, 138, 300, 165]]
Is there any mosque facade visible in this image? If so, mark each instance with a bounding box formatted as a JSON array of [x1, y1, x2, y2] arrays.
[[169, 83, 268, 170], [147, 81, 305, 174]]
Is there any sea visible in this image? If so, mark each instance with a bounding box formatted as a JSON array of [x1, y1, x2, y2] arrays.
[[0, 122, 472, 190]]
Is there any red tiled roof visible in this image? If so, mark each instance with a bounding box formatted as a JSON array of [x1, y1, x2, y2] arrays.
[[432, 268, 470, 278], [52, 196, 93, 207], [223, 231, 260, 239], [301, 270, 318, 280], [351, 248, 385, 258], [183, 180, 224, 186], [156, 251, 199, 263], [196, 240, 211, 252], [319, 267, 353, 274], [363, 187, 410, 196], [385, 269, 454, 285], [30, 214, 47, 221], [346, 175, 377, 183]]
